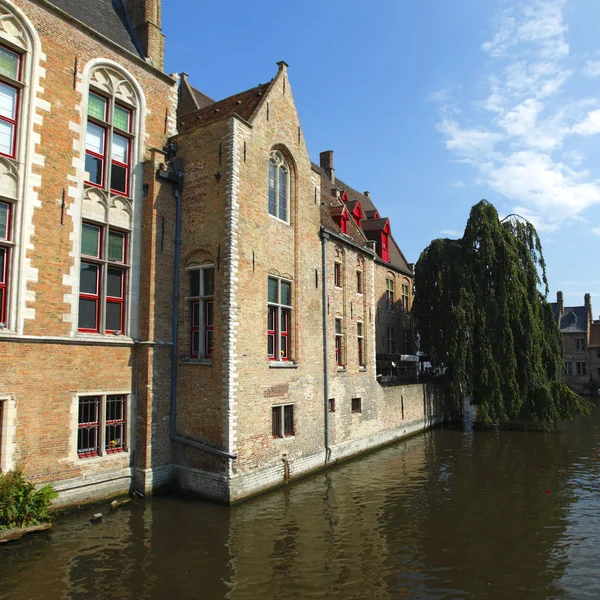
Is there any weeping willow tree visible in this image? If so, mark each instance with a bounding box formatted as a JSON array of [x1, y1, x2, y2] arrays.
[[413, 200, 591, 423]]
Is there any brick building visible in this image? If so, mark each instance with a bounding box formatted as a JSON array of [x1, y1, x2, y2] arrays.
[[552, 292, 600, 394], [0, 0, 449, 506]]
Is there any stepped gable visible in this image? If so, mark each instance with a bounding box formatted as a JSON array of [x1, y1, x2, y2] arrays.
[[48, 0, 142, 56], [178, 81, 272, 132]]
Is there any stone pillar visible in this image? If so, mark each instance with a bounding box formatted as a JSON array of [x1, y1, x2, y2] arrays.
[[320, 150, 335, 183]]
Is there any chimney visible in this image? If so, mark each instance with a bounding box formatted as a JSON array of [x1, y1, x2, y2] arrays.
[[556, 291, 564, 318], [320, 150, 335, 183], [364, 191, 370, 199], [585, 293, 592, 323], [125, 0, 165, 70]]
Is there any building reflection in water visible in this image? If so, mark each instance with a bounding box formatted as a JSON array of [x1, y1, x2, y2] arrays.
[[2, 405, 600, 599]]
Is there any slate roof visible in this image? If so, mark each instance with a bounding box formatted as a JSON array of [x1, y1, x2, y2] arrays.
[[550, 304, 588, 333], [48, 0, 142, 57], [313, 161, 412, 274], [178, 82, 272, 132]]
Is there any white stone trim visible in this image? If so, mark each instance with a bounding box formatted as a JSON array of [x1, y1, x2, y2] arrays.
[[223, 118, 242, 464], [66, 58, 148, 339], [0, 394, 16, 472]]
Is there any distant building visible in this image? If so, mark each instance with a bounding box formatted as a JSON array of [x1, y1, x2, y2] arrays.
[[551, 292, 600, 394]]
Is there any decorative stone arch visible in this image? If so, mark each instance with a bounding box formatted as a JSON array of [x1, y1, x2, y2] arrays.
[[185, 249, 215, 269], [0, 158, 18, 200]]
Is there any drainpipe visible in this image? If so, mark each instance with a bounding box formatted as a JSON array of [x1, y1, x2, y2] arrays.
[[321, 229, 332, 463], [157, 147, 236, 461]]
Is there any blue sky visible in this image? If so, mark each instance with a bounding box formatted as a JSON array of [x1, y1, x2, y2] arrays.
[[163, 0, 600, 311]]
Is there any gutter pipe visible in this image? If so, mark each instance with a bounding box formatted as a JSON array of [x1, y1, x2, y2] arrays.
[[321, 229, 332, 463]]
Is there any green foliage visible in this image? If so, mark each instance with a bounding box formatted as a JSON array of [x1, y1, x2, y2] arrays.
[[413, 200, 592, 423], [0, 467, 57, 530]]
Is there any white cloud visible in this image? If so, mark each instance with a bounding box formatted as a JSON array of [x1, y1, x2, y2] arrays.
[[434, 0, 600, 229], [440, 229, 461, 237], [592, 227, 600, 236], [450, 180, 466, 188], [583, 60, 600, 78]]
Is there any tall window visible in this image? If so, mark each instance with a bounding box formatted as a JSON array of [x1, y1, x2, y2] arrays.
[[334, 262, 342, 288], [335, 318, 343, 366], [357, 321, 365, 367], [566, 361, 573, 375], [576, 361, 587, 376], [0, 45, 22, 159], [85, 90, 133, 196], [189, 266, 215, 359], [272, 404, 294, 438], [268, 150, 289, 222], [402, 329, 410, 354], [356, 270, 363, 294], [78, 223, 128, 333], [402, 282, 410, 312], [386, 278, 394, 311], [268, 276, 292, 361], [576, 338, 586, 352], [0, 200, 11, 326], [77, 394, 127, 459], [387, 326, 395, 354]]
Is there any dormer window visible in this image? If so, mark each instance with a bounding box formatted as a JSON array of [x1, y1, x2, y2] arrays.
[[268, 150, 289, 222], [331, 206, 349, 234]]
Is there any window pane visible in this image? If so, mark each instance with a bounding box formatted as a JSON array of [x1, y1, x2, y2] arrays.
[[281, 309, 289, 333], [206, 330, 214, 357], [205, 299, 213, 326], [268, 160, 276, 216], [0, 203, 8, 240], [272, 407, 281, 437], [268, 333, 275, 357], [106, 301, 122, 331], [86, 122, 105, 154], [192, 301, 200, 327], [107, 268, 123, 298], [280, 281, 291, 306], [112, 133, 129, 163], [284, 405, 294, 436], [268, 306, 275, 331], [85, 154, 103, 185], [357, 322, 363, 336], [88, 92, 106, 120], [0, 47, 19, 80], [278, 167, 287, 221], [0, 119, 13, 156], [192, 330, 199, 355], [114, 105, 131, 132], [203, 268, 214, 296], [0, 82, 16, 119], [78, 297, 97, 329], [81, 224, 100, 257], [268, 277, 278, 303], [335, 319, 341, 334], [111, 163, 127, 193], [108, 230, 125, 262], [190, 270, 200, 297], [0, 247, 5, 284], [280, 333, 288, 358], [80, 262, 98, 294]]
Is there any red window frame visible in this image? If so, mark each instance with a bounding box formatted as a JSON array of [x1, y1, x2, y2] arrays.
[[340, 211, 349, 234], [79, 262, 100, 333], [268, 277, 292, 361], [110, 132, 130, 197], [77, 396, 100, 458], [105, 395, 126, 453], [204, 299, 214, 358], [84, 122, 107, 189], [0, 201, 12, 325], [268, 306, 276, 359], [280, 308, 290, 360], [334, 262, 342, 287], [381, 232, 389, 262], [105, 267, 125, 333], [0, 45, 22, 160]]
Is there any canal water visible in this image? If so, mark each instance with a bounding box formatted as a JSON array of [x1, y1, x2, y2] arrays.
[[2, 401, 600, 600]]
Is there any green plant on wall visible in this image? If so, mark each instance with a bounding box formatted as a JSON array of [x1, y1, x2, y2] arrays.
[[412, 200, 592, 423], [0, 467, 57, 530]]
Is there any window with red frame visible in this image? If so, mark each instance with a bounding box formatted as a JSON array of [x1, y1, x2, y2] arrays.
[[340, 210, 349, 234], [189, 266, 215, 359], [268, 277, 292, 361], [335, 318, 344, 366], [381, 231, 389, 262], [79, 222, 128, 334], [334, 262, 342, 287], [0, 201, 12, 326], [0, 45, 22, 159], [272, 404, 294, 438], [85, 90, 133, 196], [77, 394, 128, 458]]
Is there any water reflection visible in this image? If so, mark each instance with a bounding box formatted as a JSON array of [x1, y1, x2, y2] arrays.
[[1, 401, 600, 600]]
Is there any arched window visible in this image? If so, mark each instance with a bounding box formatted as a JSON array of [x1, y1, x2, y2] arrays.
[[268, 150, 289, 222], [79, 65, 140, 334]]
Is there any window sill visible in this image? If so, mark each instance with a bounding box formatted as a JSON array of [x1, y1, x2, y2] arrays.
[[269, 361, 298, 369], [181, 358, 212, 365], [268, 214, 290, 226], [337, 367, 346, 372], [77, 450, 129, 462], [358, 367, 368, 372], [273, 435, 295, 440]]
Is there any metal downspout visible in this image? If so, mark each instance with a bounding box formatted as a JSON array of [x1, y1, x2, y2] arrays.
[[321, 230, 332, 463]]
